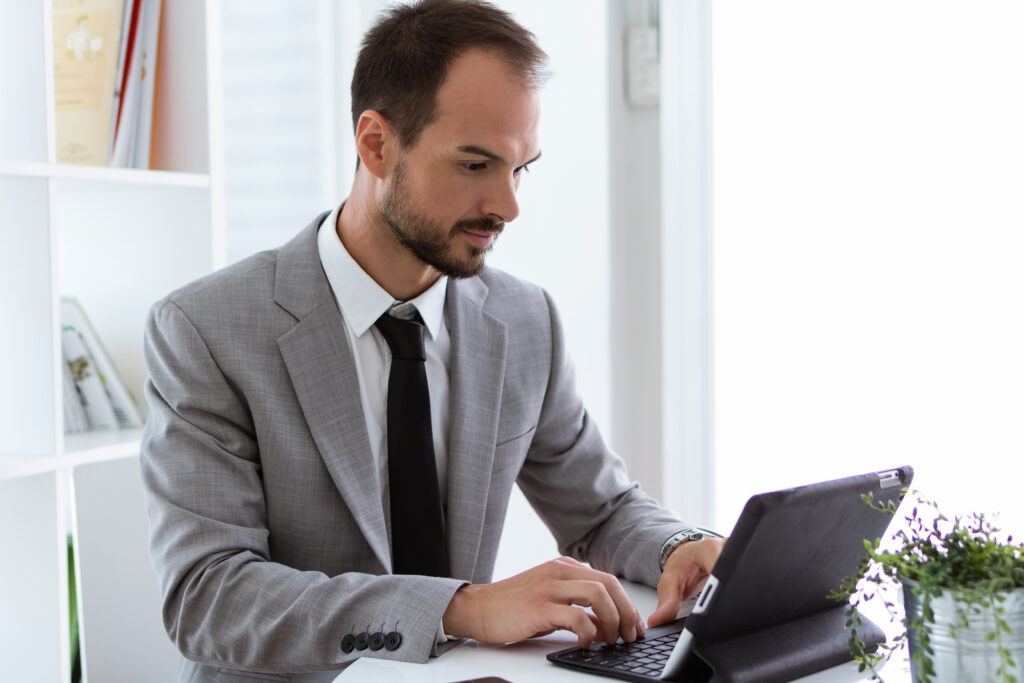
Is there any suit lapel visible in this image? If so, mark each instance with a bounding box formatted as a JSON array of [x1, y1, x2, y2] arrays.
[[274, 216, 391, 572], [444, 276, 507, 581]]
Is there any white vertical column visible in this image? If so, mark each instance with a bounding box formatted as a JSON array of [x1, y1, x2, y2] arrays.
[[0, 1, 49, 163], [0, 177, 58, 456], [659, 0, 714, 523], [205, 0, 226, 270]]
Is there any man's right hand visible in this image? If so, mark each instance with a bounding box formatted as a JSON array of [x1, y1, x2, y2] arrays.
[[441, 556, 645, 649]]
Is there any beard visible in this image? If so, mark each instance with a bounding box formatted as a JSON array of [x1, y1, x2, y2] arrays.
[[379, 159, 502, 279]]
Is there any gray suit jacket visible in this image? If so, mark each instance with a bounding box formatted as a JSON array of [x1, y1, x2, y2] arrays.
[[140, 213, 687, 681]]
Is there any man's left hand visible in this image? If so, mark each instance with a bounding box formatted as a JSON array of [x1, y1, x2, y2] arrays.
[[647, 537, 726, 628]]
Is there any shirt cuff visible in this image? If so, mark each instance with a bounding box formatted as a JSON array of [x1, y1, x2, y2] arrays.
[[436, 619, 449, 645]]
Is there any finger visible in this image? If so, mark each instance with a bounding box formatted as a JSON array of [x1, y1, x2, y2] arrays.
[[547, 579, 621, 644], [647, 600, 678, 628], [648, 580, 683, 628], [634, 603, 646, 638], [601, 574, 640, 643], [584, 610, 602, 643], [550, 563, 640, 643], [545, 603, 599, 649]]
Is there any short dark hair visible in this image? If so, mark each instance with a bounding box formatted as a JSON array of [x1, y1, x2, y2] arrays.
[[352, 0, 549, 148]]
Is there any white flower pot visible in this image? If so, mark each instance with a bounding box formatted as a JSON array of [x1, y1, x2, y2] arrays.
[[903, 581, 1024, 682]]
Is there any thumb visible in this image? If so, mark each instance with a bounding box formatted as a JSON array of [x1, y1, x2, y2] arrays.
[[647, 585, 682, 628]]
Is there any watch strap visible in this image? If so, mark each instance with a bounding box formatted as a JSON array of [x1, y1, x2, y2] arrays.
[[659, 527, 723, 571]]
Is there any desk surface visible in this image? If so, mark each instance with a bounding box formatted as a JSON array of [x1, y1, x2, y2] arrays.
[[336, 580, 911, 683]]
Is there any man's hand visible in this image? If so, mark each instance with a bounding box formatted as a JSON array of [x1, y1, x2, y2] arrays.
[[647, 537, 726, 628], [442, 556, 645, 649]]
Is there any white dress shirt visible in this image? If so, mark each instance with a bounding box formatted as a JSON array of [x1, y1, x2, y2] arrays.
[[316, 205, 452, 519]]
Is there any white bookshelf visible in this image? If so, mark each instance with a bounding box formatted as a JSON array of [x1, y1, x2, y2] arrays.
[[0, 2, 224, 681]]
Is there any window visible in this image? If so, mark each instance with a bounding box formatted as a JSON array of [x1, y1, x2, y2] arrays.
[[712, 1, 1024, 533], [220, 0, 340, 264]]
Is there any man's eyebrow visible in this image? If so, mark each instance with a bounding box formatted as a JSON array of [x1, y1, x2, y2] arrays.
[[457, 145, 542, 167]]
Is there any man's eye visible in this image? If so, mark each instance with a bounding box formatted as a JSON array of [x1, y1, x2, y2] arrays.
[[463, 162, 488, 172], [514, 164, 531, 175]]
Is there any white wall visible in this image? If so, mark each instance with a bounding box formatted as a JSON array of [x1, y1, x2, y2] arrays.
[[608, 0, 666, 506]]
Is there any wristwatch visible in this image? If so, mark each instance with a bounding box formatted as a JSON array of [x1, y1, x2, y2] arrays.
[[659, 528, 720, 571]]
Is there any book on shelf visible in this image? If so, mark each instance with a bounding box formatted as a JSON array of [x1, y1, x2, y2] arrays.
[[110, 0, 163, 169], [107, 0, 139, 157], [52, 0, 164, 169], [130, 0, 163, 169], [53, 0, 128, 166], [60, 297, 145, 433], [62, 358, 90, 433]]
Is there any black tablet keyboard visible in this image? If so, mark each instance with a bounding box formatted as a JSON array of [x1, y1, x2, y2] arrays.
[[553, 630, 678, 678]]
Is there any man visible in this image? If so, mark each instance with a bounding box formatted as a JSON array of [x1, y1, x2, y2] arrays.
[[140, 1, 724, 680]]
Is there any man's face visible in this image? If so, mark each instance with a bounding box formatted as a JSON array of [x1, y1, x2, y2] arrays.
[[378, 49, 541, 278]]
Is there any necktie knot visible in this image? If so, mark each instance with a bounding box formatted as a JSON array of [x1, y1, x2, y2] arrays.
[[375, 311, 426, 361]]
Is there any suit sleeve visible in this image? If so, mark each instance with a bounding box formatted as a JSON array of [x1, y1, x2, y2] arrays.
[[514, 290, 693, 589], [140, 299, 464, 672]]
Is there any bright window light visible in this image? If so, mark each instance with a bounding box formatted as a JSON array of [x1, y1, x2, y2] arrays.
[[712, 1, 1024, 535]]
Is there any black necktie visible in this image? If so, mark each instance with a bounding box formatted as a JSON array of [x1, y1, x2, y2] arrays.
[[374, 308, 449, 577]]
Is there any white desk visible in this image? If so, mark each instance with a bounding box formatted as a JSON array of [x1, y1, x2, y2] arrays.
[[336, 580, 911, 683]]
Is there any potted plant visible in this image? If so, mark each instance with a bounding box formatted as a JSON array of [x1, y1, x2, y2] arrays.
[[831, 491, 1024, 682]]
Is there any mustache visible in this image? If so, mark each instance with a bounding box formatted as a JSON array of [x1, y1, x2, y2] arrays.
[[451, 217, 504, 236]]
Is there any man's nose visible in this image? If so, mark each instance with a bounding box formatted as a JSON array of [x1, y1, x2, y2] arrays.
[[483, 174, 520, 224]]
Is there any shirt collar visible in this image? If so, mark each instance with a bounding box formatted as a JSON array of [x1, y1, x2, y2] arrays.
[[317, 203, 448, 340]]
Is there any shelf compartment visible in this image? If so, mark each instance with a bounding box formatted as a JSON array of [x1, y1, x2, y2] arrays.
[[55, 179, 214, 402]]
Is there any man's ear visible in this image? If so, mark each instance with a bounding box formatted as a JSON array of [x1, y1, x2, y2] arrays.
[[355, 110, 394, 180]]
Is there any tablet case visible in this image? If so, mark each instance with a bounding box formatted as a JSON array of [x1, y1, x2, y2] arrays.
[[675, 466, 912, 683], [678, 605, 884, 683], [546, 467, 911, 682]]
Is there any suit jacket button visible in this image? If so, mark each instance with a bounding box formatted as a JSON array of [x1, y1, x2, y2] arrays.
[[384, 631, 402, 651], [340, 634, 355, 653], [355, 632, 370, 650], [369, 632, 385, 650]]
